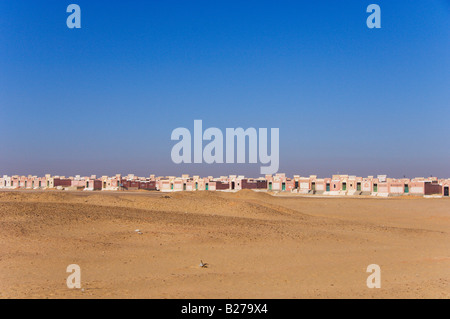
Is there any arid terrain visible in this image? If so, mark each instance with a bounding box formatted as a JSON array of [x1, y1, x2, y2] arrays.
[[0, 190, 448, 299]]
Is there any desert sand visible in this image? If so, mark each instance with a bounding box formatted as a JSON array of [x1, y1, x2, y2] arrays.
[[0, 190, 448, 299]]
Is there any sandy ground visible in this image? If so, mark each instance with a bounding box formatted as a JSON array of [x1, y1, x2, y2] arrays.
[[0, 190, 448, 299]]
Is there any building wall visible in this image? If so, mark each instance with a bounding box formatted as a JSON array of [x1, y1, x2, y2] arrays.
[[409, 181, 425, 195], [362, 180, 372, 192], [378, 183, 389, 194], [389, 183, 404, 195], [215, 181, 230, 190], [424, 182, 442, 195], [54, 179, 72, 187]]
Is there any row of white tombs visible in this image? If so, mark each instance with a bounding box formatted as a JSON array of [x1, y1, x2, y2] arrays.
[[1, 174, 449, 197]]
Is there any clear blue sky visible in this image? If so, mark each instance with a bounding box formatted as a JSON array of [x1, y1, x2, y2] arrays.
[[0, 0, 449, 178]]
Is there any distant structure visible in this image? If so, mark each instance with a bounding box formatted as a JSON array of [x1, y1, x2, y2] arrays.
[[0, 173, 449, 198]]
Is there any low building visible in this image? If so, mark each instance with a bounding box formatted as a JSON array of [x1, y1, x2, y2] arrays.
[[84, 179, 102, 191]]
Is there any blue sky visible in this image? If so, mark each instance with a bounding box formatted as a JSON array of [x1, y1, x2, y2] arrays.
[[0, 0, 449, 178]]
